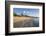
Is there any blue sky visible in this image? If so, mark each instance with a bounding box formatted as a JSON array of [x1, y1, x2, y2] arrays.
[[13, 8, 39, 17]]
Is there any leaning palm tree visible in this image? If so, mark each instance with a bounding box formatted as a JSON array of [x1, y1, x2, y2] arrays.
[[21, 12, 23, 16]]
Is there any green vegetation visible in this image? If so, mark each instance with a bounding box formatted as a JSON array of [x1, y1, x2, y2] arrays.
[[13, 13, 17, 16], [13, 13, 28, 16]]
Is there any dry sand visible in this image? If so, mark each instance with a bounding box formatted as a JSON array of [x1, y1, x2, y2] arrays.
[[13, 16, 33, 23]]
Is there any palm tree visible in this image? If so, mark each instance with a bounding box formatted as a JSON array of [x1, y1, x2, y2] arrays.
[[21, 13, 23, 16]]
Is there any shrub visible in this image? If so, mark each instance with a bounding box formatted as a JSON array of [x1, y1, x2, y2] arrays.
[[13, 13, 17, 16]]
